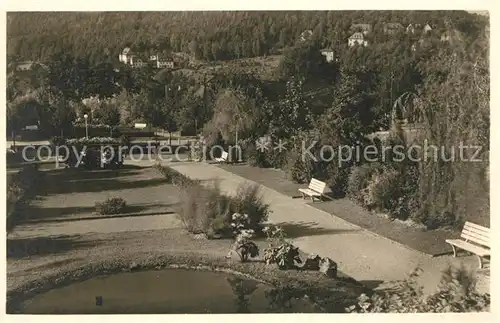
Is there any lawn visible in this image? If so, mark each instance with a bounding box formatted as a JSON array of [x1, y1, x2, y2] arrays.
[[6, 228, 367, 313], [6, 160, 369, 313], [19, 165, 181, 224]]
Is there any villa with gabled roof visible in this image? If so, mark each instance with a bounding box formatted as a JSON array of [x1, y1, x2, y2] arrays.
[[348, 32, 368, 47]]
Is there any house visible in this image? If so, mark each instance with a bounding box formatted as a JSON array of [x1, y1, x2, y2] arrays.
[[384, 23, 404, 35], [406, 23, 423, 34], [299, 30, 313, 42], [406, 24, 417, 34], [348, 32, 368, 47], [423, 24, 433, 33], [8, 60, 48, 72], [320, 48, 335, 63], [12, 61, 34, 71], [147, 53, 175, 69], [440, 29, 462, 43], [157, 60, 175, 69], [350, 23, 372, 35], [133, 59, 146, 68], [119, 47, 135, 65]]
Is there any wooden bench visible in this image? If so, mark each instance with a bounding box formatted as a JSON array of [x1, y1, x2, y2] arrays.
[[215, 151, 229, 163], [298, 178, 328, 202], [445, 221, 490, 268]]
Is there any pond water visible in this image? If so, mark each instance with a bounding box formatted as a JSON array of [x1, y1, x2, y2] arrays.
[[19, 268, 319, 314]]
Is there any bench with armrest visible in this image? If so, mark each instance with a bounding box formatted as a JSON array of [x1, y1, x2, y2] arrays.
[[445, 221, 490, 268], [298, 178, 328, 202], [215, 151, 229, 163]]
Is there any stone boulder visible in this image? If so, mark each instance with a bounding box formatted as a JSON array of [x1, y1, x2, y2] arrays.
[[319, 257, 338, 278], [300, 254, 322, 271], [129, 262, 140, 271]]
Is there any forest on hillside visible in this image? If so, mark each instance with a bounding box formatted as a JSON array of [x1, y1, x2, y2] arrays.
[[7, 11, 487, 64]]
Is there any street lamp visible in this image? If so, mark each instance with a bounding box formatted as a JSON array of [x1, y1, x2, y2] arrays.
[[84, 114, 89, 139]]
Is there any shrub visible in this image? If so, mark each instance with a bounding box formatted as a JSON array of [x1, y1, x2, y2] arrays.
[[264, 243, 302, 270], [231, 182, 270, 234], [178, 184, 201, 233], [347, 163, 384, 203], [66, 137, 120, 145], [154, 164, 199, 188], [7, 164, 43, 232], [178, 181, 233, 236], [50, 136, 66, 146], [154, 163, 177, 184], [228, 230, 260, 263], [263, 224, 302, 270], [286, 148, 315, 184], [346, 265, 490, 313], [230, 213, 251, 235], [267, 145, 288, 169], [363, 168, 402, 212], [391, 163, 421, 220], [189, 140, 204, 162], [157, 165, 269, 238], [321, 162, 351, 197], [95, 197, 127, 215], [119, 134, 131, 147], [242, 140, 269, 168]]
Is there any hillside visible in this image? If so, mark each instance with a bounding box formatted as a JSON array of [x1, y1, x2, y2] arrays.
[[7, 11, 487, 65]]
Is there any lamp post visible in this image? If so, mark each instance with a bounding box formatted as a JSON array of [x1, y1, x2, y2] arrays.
[[84, 114, 89, 139]]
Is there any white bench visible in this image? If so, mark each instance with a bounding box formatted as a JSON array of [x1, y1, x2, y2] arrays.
[[215, 151, 229, 163], [298, 178, 328, 202], [445, 221, 490, 268]]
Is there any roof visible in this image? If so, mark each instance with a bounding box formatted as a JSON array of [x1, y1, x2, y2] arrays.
[[350, 23, 372, 31], [349, 32, 365, 40], [122, 47, 131, 55], [13, 61, 34, 69], [320, 48, 334, 52], [8, 60, 48, 71]]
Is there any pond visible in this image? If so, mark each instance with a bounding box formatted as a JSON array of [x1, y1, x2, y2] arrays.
[[18, 268, 320, 314]]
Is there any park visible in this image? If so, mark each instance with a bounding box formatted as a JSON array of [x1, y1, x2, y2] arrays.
[[6, 10, 490, 314]]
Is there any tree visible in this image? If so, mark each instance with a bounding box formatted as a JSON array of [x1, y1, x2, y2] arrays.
[[46, 53, 119, 102], [279, 43, 336, 81], [318, 70, 375, 146], [270, 77, 311, 139], [98, 100, 121, 136], [174, 91, 206, 136], [50, 99, 76, 137], [38, 89, 76, 137], [212, 88, 254, 144], [158, 101, 178, 145], [7, 102, 22, 146]]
